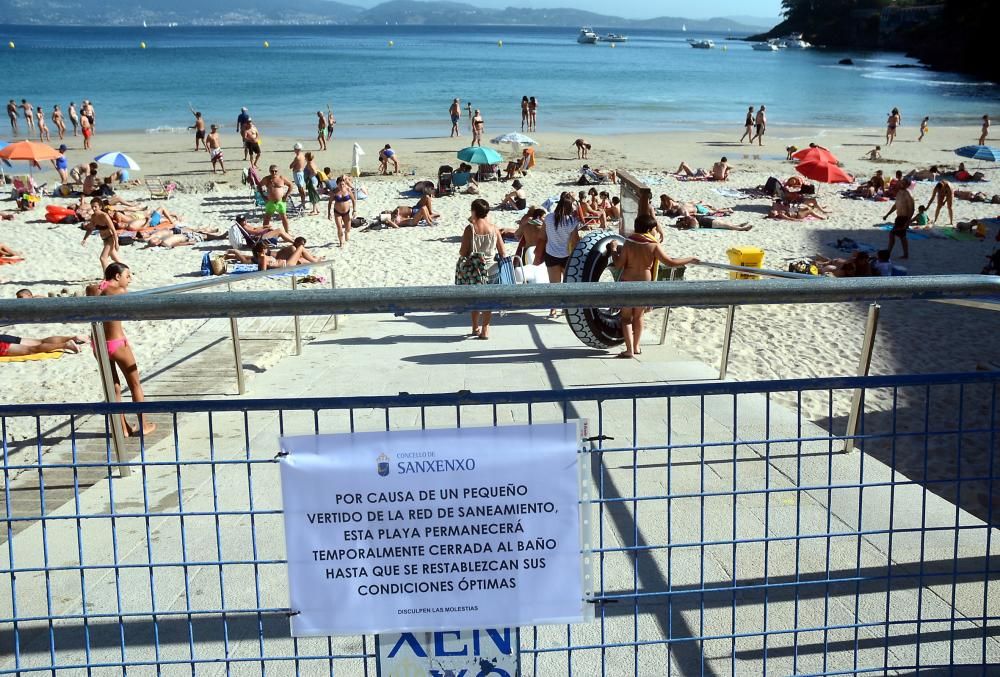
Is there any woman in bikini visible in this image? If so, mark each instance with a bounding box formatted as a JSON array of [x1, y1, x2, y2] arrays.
[[327, 175, 356, 246], [88, 263, 156, 437], [528, 97, 538, 132], [390, 188, 439, 227], [472, 110, 484, 146], [886, 108, 900, 145], [245, 238, 321, 271], [520, 96, 529, 131], [81, 198, 125, 272]]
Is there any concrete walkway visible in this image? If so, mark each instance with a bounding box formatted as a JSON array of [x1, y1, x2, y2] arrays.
[[1, 308, 997, 675]]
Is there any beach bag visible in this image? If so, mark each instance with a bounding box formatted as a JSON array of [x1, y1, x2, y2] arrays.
[[788, 260, 820, 275], [455, 252, 489, 285], [351, 216, 367, 229], [494, 256, 521, 285]]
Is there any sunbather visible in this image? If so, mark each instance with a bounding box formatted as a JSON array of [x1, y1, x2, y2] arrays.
[[234, 214, 295, 244], [580, 164, 616, 183], [953, 162, 986, 182], [143, 227, 226, 248], [675, 157, 730, 181], [811, 251, 873, 277], [390, 188, 439, 227], [768, 202, 827, 220], [0, 333, 88, 357], [905, 165, 941, 182], [673, 215, 751, 231], [499, 180, 527, 210]]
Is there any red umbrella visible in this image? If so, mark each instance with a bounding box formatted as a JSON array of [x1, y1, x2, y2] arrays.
[[793, 146, 839, 165], [0, 140, 61, 162], [795, 159, 853, 184]]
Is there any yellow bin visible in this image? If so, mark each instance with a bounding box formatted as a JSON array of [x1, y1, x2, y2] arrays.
[[727, 246, 765, 280]]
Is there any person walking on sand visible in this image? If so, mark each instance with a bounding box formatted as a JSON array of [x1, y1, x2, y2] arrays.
[[754, 106, 767, 146], [980, 115, 991, 145], [472, 109, 485, 146], [51, 105, 66, 140], [883, 178, 914, 259], [289, 143, 308, 210], [82, 198, 125, 272], [68, 101, 79, 136], [260, 165, 294, 232], [316, 111, 327, 151], [21, 99, 34, 133], [87, 263, 156, 438], [189, 110, 206, 151], [918, 116, 929, 142], [6, 100, 17, 135], [327, 175, 356, 247], [206, 124, 225, 174], [886, 108, 900, 145], [741, 106, 755, 143], [528, 96, 538, 132], [449, 98, 462, 137], [36, 106, 50, 142], [80, 113, 93, 150], [243, 119, 261, 167], [606, 213, 699, 359]]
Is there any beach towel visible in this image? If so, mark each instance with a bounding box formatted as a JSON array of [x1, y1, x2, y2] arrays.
[[827, 238, 877, 254], [938, 228, 979, 242], [0, 351, 64, 363], [876, 224, 932, 240], [713, 188, 748, 199]]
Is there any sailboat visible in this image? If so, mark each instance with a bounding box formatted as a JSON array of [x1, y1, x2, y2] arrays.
[[142, 20, 147, 27], [681, 24, 687, 32]]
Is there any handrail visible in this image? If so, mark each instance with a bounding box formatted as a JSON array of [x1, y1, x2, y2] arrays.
[[695, 261, 816, 280], [2, 275, 996, 324], [136, 260, 325, 296]]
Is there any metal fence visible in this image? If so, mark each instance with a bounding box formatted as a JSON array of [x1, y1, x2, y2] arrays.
[[1, 277, 999, 675], [2, 373, 998, 676]]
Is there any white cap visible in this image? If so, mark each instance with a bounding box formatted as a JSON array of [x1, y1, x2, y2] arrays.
[[293, 142, 303, 150]]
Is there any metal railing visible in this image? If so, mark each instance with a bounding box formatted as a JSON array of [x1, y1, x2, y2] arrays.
[[86, 260, 338, 476], [1, 373, 997, 675]]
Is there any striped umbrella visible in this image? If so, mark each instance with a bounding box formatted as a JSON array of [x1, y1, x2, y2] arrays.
[[954, 145, 999, 163], [94, 151, 141, 171]]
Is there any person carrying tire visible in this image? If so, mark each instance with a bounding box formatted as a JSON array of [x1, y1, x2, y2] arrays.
[[535, 192, 582, 318], [606, 213, 699, 359]]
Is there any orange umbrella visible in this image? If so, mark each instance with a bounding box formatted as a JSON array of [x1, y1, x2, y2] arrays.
[[0, 140, 62, 162], [793, 146, 839, 165], [795, 159, 853, 184]]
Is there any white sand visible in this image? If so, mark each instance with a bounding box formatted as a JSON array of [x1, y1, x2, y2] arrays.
[[1, 123, 998, 431]]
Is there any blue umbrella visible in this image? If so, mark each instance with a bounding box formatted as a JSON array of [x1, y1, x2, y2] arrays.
[[457, 146, 503, 165], [955, 145, 999, 162], [94, 151, 141, 171]]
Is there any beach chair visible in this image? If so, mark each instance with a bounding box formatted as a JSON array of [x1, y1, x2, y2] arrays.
[[246, 165, 264, 191], [228, 221, 277, 250], [12, 176, 43, 209], [436, 165, 454, 197], [146, 178, 174, 200]]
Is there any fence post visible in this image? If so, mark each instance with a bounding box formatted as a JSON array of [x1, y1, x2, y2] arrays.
[[227, 283, 246, 395], [330, 265, 338, 331], [658, 307, 671, 345], [90, 321, 130, 477], [718, 305, 737, 380], [291, 275, 302, 356], [843, 303, 880, 453]]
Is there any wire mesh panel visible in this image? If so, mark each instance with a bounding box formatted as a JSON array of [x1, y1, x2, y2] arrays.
[[1, 373, 998, 676]]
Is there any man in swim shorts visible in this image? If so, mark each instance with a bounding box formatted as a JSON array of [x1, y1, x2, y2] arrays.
[[449, 98, 461, 137], [883, 178, 914, 259], [260, 165, 294, 232], [243, 120, 261, 167], [289, 143, 307, 209], [206, 124, 225, 174], [754, 106, 766, 146], [189, 111, 206, 151]]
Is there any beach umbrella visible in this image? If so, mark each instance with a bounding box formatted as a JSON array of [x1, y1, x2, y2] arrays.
[[351, 143, 365, 177], [457, 146, 503, 165], [0, 140, 61, 162], [954, 145, 999, 162], [795, 159, 853, 184], [94, 151, 141, 171], [792, 146, 839, 165], [490, 132, 538, 155]]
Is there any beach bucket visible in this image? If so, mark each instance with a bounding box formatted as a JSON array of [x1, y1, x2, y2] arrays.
[[727, 246, 765, 280]]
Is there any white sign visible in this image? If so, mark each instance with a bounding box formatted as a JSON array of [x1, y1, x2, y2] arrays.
[[279, 422, 587, 636], [376, 628, 519, 677]]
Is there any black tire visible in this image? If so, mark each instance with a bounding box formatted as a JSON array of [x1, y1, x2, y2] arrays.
[[563, 230, 625, 348]]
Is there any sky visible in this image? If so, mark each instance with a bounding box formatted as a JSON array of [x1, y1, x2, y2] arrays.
[[349, 0, 785, 21]]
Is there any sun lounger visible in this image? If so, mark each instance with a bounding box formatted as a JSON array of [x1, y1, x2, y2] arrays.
[[146, 178, 175, 200]]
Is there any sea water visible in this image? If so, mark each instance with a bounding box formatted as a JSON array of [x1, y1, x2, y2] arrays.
[[1, 24, 997, 139]]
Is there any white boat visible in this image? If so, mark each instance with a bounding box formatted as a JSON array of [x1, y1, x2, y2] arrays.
[[687, 38, 714, 49], [681, 24, 687, 32], [751, 42, 779, 51], [577, 28, 599, 44], [781, 32, 812, 49], [602, 33, 628, 43]]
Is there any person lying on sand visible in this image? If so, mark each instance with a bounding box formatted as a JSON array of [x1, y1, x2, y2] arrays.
[[675, 157, 730, 181], [226, 237, 322, 270], [673, 215, 751, 231], [659, 194, 734, 218], [581, 164, 616, 183], [0, 332, 88, 358], [143, 227, 227, 248], [234, 213, 295, 244], [953, 162, 986, 183], [954, 189, 992, 203], [905, 165, 941, 182], [388, 188, 440, 227], [768, 202, 827, 220], [812, 251, 873, 277]]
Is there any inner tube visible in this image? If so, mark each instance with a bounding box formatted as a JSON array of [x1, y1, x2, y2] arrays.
[[45, 205, 75, 216], [563, 230, 625, 348]]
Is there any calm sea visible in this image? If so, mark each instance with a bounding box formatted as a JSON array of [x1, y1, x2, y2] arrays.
[[1, 24, 997, 139]]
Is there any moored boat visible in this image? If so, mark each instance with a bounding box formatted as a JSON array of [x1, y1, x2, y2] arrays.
[[687, 38, 714, 49], [577, 28, 599, 44]]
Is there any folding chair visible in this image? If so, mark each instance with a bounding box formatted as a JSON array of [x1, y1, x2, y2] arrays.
[[146, 178, 174, 200]]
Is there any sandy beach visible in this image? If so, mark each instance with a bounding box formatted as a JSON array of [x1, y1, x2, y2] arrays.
[[2, 122, 998, 429]]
